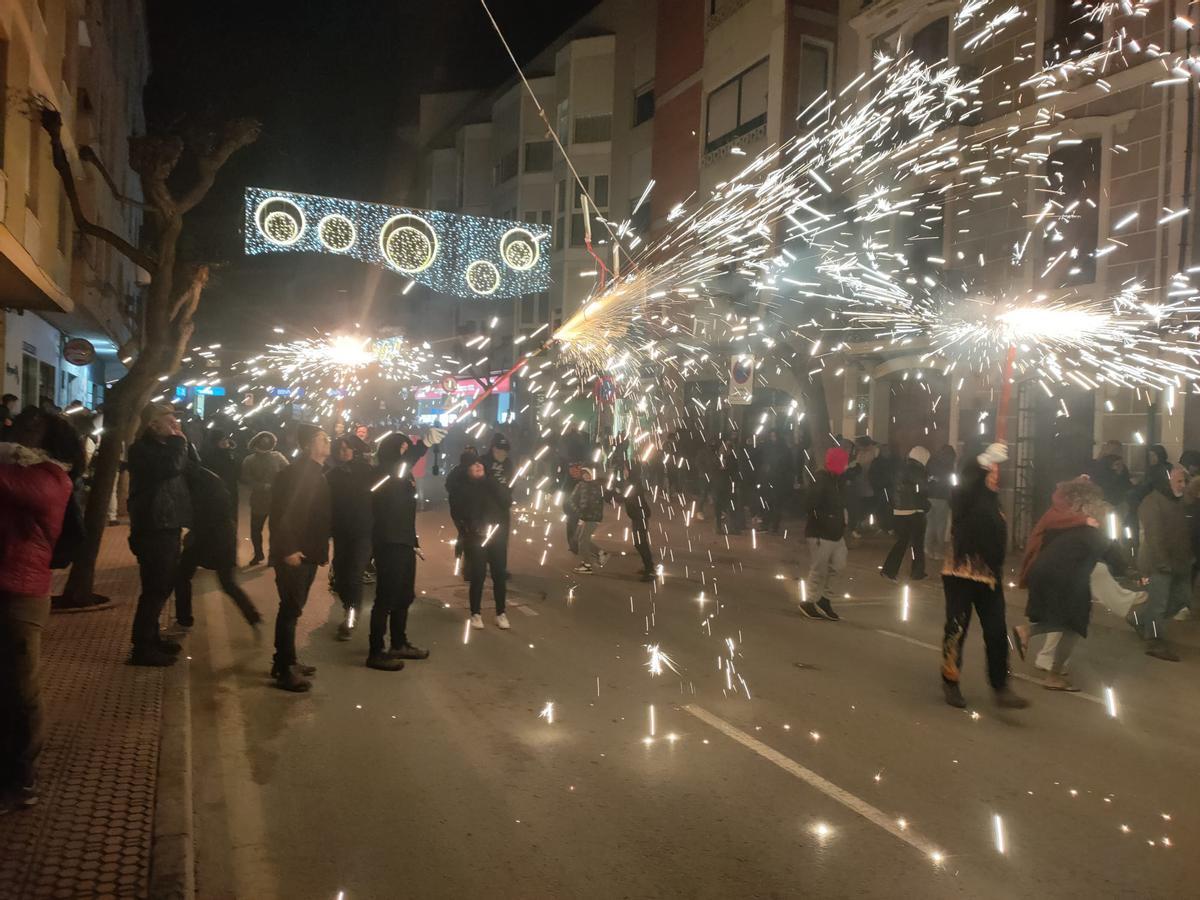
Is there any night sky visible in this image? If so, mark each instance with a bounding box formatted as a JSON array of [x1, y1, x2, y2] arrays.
[[145, 0, 597, 344]]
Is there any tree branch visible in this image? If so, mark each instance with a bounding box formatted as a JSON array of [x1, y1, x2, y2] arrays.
[[40, 108, 157, 272], [178, 118, 262, 214], [170, 264, 209, 324], [78, 145, 147, 209]]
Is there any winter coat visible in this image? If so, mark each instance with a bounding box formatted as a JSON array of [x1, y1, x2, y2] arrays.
[[609, 481, 652, 530], [0, 444, 73, 595], [127, 434, 193, 535], [891, 458, 931, 514], [1138, 488, 1193, 575], [1025, 525, 1110, 637], [457, 476, 512, 544], [269, 458, 332, 566], [241, 449, 289, 515], [568, 480, 605, 523], [926, 453, 956, 501], [446, 463, 473, 525], [373, 474, 419, 548], [202, 445, 240, 508], [1017, 478, 1102, 588], [804, 470, 847, 541], [326, 457, 376, 540], [756, 441, 793, 487], [943, 465, 1006, 588], [480, 451, 514, 488], [183, 466, 238, 571], [1088, 454, 1132, 506]]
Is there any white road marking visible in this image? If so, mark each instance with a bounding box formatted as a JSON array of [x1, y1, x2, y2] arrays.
[[516, 604, 539, 616], [684, 704, 944, 860], [874, 629, 1104, 705]]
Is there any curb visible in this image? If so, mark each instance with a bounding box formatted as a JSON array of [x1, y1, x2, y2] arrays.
[[149, 655, 195, 900]]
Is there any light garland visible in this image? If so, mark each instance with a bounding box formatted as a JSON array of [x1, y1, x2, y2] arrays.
[[244, 187, 552, 299]]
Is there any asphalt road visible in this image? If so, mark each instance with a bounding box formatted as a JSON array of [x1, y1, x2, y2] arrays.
[[183, 501, 1200, 899]]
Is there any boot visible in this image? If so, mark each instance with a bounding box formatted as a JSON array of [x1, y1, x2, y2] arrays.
[[130, 646, 177, 667], [942, 681, 967, 708], [274, 665, 312, 692], [993, 686, 1030, 709], [366, 652, 405, 671], [389, 642, 429, 660], [336, 607, 355, 641]]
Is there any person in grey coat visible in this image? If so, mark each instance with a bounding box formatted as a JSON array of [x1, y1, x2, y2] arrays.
[[241, 431, 288, 565]]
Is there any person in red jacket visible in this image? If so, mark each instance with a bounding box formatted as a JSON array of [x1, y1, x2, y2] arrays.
[[0, 407, 81, 814]]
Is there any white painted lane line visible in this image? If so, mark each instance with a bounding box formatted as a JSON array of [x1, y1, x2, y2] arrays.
[[683, 704, 944, 861], [874, 629, 1104, 705]]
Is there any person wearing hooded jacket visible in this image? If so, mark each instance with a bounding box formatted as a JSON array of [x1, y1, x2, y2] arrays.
[[459, 460, 513, 629], [568, 467, 607, 573], [608, 463, 656, 581], [939, 442, 1028, 709], [0, 408, 80, 814], [326, 434, 377, 640], [446, 446, 479, 577], [881, 446, 931, 581], [801, 446, 850, 621], [1128, 462, 1192, 661], [241, 431, 288, 565]]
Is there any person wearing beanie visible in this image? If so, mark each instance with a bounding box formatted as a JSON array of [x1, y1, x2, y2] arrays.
[[325, 434, 378, 641], [800, 446, 850, 620], [481, 434, 514, 488], [880, 445, 932, 582], [268, 424, 332, 692], [240, 432, 288, 565], [127, 402, 196, 667], [459, 459, 513, 630], [940, 442, 1029, 709], [446, 446, 479, 578]]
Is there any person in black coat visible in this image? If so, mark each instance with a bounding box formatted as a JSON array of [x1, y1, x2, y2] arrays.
[[446, 447, 479, 577], [201, 429, 241, 530], [881, 446, 931, 581], [174, 466, 261, 632], [609, 464, 656, 581], [127, 403, 196, 667], [325, 435, 377, 640], [268, 425, 332, 692], [459, 461, 512, 630], [940, 443, 1028, 710], [757, 431, 794, 534], [366, 432, 435, 671], [801, 447, 849, 621]]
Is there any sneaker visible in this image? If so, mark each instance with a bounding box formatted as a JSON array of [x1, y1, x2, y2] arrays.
[[573, 563, 594, 574], [850, 530, 862, 539], [597, 551, 610, 568], [470, 614, 485, 630], [156, 638, 183, 654], [0, 783, 37, 816], [250, 555, 265, 566], [1042, 673, 1081, 692], [816, 597, 840, 621], [389, 642, 429, 660], [942, 681, 967, 708], [365, 653, 405, 671], [496, 613, 511, 630], [1145, 639, 1181, 662], [993, 686, 1030, 709], [1174, 607, 1193, 621], [274, 666, 312, 692], [336, 623, 353, 641], [799, 601, 824, 619], [130, 646, 178, 667], [294, 663, 317, 677], [880, 571, 898, 583], [695, 512, 706, 521]]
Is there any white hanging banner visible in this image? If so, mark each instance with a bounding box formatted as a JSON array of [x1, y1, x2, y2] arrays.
[[728, 355, 755, 406]]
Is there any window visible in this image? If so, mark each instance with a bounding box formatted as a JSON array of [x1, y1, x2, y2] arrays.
[[521, 296, 536, 324], [573, 114, 612, 144], [634, 85, 655, 126], [911, 17, 949, 68], [705, 58, 769, 153], [524, 140, 553, 173], [630, 198, 651, 235], [1045, 138, 1101, 286], [797, 39, 831, 119], [567, 175, 610, 247], [592, 175, 609, 209], [523, 209, 551, 225], [538, 293, 551, 322], [493, 148, 518, 186], [1044, 0, 1102, 66]]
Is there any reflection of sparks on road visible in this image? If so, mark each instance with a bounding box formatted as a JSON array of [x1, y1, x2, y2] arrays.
[[993, 814, 1006, 855], [649, 704, 656, 737], [539, 701, 555, 724], [1105, 686, 1118, 718], [463, 620, 471, 645], [646, 644, 680, 677], [901, 585, 910, 622]]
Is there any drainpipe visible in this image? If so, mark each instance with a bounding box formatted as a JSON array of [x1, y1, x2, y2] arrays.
[[1179, 23, 1196, 273]]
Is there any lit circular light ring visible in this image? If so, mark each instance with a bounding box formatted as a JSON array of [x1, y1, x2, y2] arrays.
[[255, 197, 306, 247], [379, 214, 438, 273], [317, 214, 357, 253], [499, 227, 540, 271], [465, 260, 501, 295]]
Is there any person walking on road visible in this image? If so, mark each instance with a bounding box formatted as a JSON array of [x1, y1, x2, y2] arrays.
[[560, 458, 584, 553], [801, 446, 850, 621], [326, 435, 376, 641], [610, 464, 656, 581], [0, 408, 80, 814], [940, 442, 1029, 709], [881, 446, 931, 581], [460, 460, 512, 630], [1128, 463, 1192, 661], [925, 445, 956, 560], [269, 425, 332, 692], [241, 431, 288, 565], [568, 467, 607, 574], [175, 465, 262, 633], [447, 447, 479, 578], [757, 430, 794, 534], [127, 403, 195, 667], [367, 433, 435, 671]]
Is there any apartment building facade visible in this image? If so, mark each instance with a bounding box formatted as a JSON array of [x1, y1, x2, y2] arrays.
[[0, 0, 148, 410]]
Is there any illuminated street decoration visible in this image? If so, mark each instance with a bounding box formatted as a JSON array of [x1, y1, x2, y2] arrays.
[[244, 187, 551, 298]]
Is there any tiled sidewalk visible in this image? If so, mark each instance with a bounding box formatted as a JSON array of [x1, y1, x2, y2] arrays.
[[0, 526, 164, 900]]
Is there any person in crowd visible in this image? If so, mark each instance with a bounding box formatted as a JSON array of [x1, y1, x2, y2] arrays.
[[881, 446, 931, 581], [560, 457, 584, 554], [1180, 449, 1200, 478], [459, 460, 512, 629], [1128, 462, 1191, 661], [1130, 443, 1170, 523], [0, 407, 80, 814], [354, 423, 370, 444], [846, 437, 878, 537], [801, 445, 850, 621], [326, 435, 376, 641], [174, 465, 262, 632], [925, 445, 956, 561], [757, 430, 794, 535], [202, 428, 241, 510], [367, 433, 434, 671], [1088, 440, 1131, 505], [332, 420, 347, 440], [0, 393, 18, 435], [714, 440, 748, 535], [940, 442, 1029, 709], [1013, 479, 1111, 689], [127, 403, 195, 667], [269, 425, 332, 692], [241, 432, 288, 566], [568, 467, 608, 574], [869, 444, 897, 533], [481, 433, 514, 487], [609, 464, 656, 581], [693, 438, 719, 521], [447, 446, 479, 577]]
